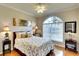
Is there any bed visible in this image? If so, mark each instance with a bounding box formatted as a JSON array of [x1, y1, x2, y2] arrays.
[[11, 26, 54, 56], [14, 36, 53, 56]]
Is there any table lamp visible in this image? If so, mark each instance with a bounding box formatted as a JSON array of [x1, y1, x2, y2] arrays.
[[67, 32, 75, 41], [3, 26, 10, 40], [32, 25, 38, 34]]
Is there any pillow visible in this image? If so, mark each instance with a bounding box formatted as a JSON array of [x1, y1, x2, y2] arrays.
[[16, 32, 21, 38], [16, 32, 32, 38], [21, 33, 28, 38]]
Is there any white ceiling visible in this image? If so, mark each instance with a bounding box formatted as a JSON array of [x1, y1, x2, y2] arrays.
[[0, 3, 79, 17]]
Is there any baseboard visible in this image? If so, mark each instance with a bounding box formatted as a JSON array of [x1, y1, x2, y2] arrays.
[[54, 44, 65, 49], [55, 44, 65, 48]]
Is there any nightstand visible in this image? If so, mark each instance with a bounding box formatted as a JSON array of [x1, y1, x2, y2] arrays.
[[65, 39, 77, 52], [3, 39, 11, 56]]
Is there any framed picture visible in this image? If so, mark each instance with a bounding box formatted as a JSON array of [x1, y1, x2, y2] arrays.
[[65, 21, 76, 33], [19, 19, 28, 26]]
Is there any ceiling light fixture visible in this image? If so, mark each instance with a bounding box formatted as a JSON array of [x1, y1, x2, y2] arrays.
[[34, 3, 47, 13]]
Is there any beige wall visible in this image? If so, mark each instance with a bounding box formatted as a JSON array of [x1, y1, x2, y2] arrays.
[[0, 5, 36, 29], [36, 8, 79, 47], [55, 9, 78, 40]]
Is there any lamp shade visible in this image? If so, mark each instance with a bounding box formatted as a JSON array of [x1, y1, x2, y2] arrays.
[[3, 26, 10, 32]]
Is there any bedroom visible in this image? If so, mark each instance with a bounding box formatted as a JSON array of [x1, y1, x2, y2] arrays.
[[0, 3, 79, 56]]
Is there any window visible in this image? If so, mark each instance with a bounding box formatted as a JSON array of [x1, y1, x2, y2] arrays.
[[43, 16, 63, 42]]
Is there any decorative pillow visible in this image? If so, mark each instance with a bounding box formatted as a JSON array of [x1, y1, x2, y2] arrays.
[[21, 33, 28, 38], [16, 32, 21, 38], [16, 32, 32, 38]]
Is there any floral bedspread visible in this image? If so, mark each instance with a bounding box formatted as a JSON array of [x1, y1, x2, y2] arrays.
[[14, 36, 53, 56]]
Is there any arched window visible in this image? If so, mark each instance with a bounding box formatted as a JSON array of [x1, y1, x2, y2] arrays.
[[43, 16, 63, 42]]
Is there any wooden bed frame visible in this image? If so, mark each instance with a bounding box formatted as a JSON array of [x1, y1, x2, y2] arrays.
[[13, 32, 55, 56]]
